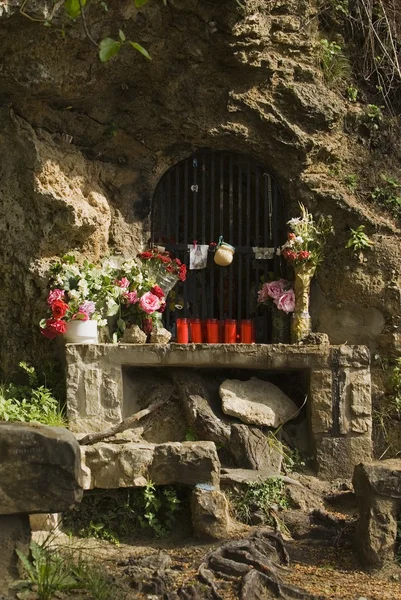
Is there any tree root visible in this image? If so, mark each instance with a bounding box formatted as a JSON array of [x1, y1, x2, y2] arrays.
[[201, 529, 323, 600]]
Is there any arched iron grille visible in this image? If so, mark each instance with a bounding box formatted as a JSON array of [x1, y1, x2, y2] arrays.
[[151, 150, 287, 342]]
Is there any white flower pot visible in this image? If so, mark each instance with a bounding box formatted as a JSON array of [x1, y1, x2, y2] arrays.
[[64, 320, 98, 344]]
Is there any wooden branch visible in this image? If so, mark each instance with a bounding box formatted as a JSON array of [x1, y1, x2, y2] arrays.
[[79, 383, 174, 445]]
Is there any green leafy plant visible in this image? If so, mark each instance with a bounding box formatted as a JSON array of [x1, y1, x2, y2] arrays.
[[0, 363, 66, 426], [227, 478, 289, 525], [63, 484, 183, 541], [16, 541, 77, 600], [319, 38, 351, 87], [372, 174, 401, 218], [346, 86, 358, 102], [361, 104, 383, 131], [343, 173, 358, 191], [345, 225, 374, 255]]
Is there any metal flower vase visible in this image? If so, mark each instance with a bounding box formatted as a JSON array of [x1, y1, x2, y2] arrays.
[[291, 262, 316, 343], [157, 271, 179, 295]]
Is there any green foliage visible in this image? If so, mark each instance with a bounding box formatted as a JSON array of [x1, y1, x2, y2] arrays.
[[361, 104, 383, 131], [16, 541, 77, 600], [346, 86, 358, 102], [16, 540, 116, 600], [345, 225, 374, 254], [227, 478, 289, 525], [371, 174, 401, 219], [373, 358, 401, 459], [343, 173, 358, 191], [63, 483, 183, 541], [319, 38, 351, 87], [0, 363, 66, 426]]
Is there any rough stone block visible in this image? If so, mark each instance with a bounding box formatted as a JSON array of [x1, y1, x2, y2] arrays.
[[229, 424, 283, 472], [309, 369, 333, 433], [191, 486, 232, 539], [149, 442, 220, 488], [81, 441, 220, 489], [0, 423, 83, 515], [316, 436, 372, 480], [0, 515, 30, 590], [29, 513, 61, 533], [80, 442, 154, 489], [353, 460, 401, 567], [338, 368, 372, 436]]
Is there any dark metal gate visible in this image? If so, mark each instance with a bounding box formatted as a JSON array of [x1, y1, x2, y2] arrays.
[[151, 150, 287, 342]]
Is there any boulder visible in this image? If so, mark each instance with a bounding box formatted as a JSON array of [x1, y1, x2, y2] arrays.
[[229, 424, 283, 472], [81, 441, 220, 489], [173, 370, 231, 444], [353, 459, 401, 567], [120, 325, 147, 344], [219, 377, 298, 427], [191, 485, 232, 539], [0, 423, 83, 515], [149, 442, 220, 488], [150, 327, 172, 344]]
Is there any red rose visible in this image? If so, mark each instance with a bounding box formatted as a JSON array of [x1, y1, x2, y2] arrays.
[[41, 318, 67, 339], [288, 233, 296, 241], [51, 299, 68, 319], [298, 250, 311, 260], [158, 302, 166, 313], [151, 285, 165, 299], [179, 264, 187, 282], [139, 251, 153, 260], [174, 258, 182, 266]]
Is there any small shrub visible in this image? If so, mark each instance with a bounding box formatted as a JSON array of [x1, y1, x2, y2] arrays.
[[371, 174, 401, 219], [63, 483, 183, 542], [319, 38, 351, 87], [0, 363, 66, 426], [361, 104, 383, 131], [228, 478, 289, 525], [343, 173, 358, 191], [345, 225, 374, 256], [346, 86, 358, 102]]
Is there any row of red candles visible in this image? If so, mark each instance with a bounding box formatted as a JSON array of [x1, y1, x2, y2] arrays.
[[176, 318, 255, 344]]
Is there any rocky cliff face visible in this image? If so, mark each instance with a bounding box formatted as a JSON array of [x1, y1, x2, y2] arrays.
[[0, 0, 400, 380]]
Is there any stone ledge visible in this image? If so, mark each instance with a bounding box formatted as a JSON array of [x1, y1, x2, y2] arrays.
[[80, 441, 220, 490]]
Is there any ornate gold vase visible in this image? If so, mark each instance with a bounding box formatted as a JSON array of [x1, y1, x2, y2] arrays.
[[291, 262, 316, 343]]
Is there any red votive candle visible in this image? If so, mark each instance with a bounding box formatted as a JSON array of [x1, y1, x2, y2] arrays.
[[190, 318, 203, 343], [206, 319, 219, 343], [240, 319, 253, 343], [224, 319, 237, 343], [176, 318, 189, 343]]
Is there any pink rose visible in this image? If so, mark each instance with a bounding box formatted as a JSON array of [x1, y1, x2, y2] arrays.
[[139, 291, 161, 314], [275, 290, 295, 314], [264, 279, 287, 301], [78, 301, 96, 318], [125, 291, 138, 305], [116, 277, 130, 289], [47, 288, 65, 305], [257, 283, 271, 304]]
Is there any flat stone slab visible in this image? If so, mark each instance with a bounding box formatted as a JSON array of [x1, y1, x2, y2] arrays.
[[219, 377, 298, 427], [0, 423, 83, 515], [81, 441, 220, 489]]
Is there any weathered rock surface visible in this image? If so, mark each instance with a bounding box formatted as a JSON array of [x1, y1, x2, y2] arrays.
[[316, 436, 372, 480], [173, 370, 231, 444], [120, 325, 147, 344], [191, 486, 233, 539], [0, 423, 83, 515], [81, 441, 220, 489], [0, 514, 30, 589], [220, 377, 298, 427], [229, 424, 283, 472], [150, 327, 172, 344], [353, 459, 401, 567]]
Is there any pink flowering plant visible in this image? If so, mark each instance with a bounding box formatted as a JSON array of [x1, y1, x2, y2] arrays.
[[257, 278, 295, 314], [40, 249, 186, 342], [39, 254, 117, 339]]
